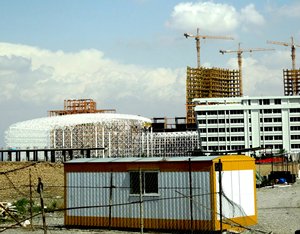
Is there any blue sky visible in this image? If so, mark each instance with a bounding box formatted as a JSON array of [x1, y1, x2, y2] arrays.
[[0, 0, 300, 146]]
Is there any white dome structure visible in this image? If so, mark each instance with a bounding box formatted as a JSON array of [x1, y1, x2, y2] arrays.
[[5, 113, 151, 157]]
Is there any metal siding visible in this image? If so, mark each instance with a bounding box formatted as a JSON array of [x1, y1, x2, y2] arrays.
[[67, 170, 211, 219], [192, 171, 211, 220], [67, 172, 111, 217], [216, 170, 255, 219]]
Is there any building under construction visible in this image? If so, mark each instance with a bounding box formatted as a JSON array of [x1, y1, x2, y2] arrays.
[[283, 69, 300, 96], [48, 99, 116, 116], [186, 66, 240, 124]]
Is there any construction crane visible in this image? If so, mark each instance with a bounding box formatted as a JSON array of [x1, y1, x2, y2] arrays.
[[267, 36, 300, 70], [220, 43, 274, 96], [184, 28, 234, 68]]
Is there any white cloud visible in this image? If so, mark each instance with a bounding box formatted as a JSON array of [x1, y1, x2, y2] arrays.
[[226, 55, 283, 96], [0, 42, 186, 116], [270, 2, 300, 18], [240, 4, 265, 26], [166, 2, 265, 33]]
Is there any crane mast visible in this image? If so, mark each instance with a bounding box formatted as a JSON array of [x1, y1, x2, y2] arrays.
[[220, 43, 274, 96], [267, 37, 300, 95], [267, 36, 300, 70], [184, 28, 234, 68]]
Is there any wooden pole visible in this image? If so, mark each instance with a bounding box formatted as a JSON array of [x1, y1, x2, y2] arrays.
[[139, 169, 144, 234], [37, 177, 47, 234], [218, 159, 223, 233], [108, 172, 113, 229], [188, 158, 194, 233], [29, 169, 34, 230]]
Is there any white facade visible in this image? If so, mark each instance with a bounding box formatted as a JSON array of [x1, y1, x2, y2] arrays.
[[194, 96, 300, 154]]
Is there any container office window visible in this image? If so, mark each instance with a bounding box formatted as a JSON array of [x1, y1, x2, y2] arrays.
[[130, 171, 159, 195]]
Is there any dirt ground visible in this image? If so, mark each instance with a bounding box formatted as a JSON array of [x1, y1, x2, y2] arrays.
[[1, 162, 300, 234]]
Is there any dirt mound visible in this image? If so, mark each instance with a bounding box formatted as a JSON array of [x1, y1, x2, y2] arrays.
[[0, 162, 64, 203]]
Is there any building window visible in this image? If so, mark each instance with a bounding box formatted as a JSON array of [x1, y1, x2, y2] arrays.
[[207, 111, 218, 115], [274, 99, 281, 105], [290, 108, 300, 113], [264, 127, 273, 131], [230, 110, 243, 115], [265, 136, 273, 140], [198, 119, 206, 124], [291, 135, 300, 140], [264, 109, 272, 114], [291, 126, 300, 131], [290, 117, 300, 122], [274, 126, 282, 131], [274, 135, 283, 140], [264, 118, 272, 122], [218, 119, 225, 124], [230, 119, 244, 124], [273, 118, 282, 122], [291, 144, 300, 149], [208, 119, 218, 124], [263, 99, 270, 105], [273, 109, 282, 113], [130, 171, 159, 195]]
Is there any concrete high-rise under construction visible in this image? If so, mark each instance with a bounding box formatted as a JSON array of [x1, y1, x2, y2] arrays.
[[283, 69, 300, 96], [186, 66, 241, 124]]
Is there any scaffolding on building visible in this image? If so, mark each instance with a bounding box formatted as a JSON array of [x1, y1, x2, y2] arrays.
[[283, 69, 300, 96], [48, 99, 116, 116], [5, 113, 199, 159], [186, 66, 240, 124]]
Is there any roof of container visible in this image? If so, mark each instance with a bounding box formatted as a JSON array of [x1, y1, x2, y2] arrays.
[[65, 155, 252, 164]]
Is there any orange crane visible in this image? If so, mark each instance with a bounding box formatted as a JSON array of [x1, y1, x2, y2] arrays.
[[184, 28, 234, 68], [219, 43, 274, 96], [267, 36, 300, 70]]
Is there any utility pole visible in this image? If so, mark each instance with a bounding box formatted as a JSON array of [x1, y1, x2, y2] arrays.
[[220, 43, 274, 96], [184, 28, 234, 68]]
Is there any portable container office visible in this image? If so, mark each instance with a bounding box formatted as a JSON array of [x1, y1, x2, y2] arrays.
[[64, 155, 257, 232]]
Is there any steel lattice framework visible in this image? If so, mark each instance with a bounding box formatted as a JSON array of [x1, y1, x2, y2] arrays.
[[5, 113, 151, 157], [5, 114, 199, 158]]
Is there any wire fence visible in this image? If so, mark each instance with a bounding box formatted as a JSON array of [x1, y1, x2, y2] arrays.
[[0, 162, 272, 234]]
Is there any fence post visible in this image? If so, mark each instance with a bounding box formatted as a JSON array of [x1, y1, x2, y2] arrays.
[[37, 177, 47, 234], [29, 169, 34, 230], [218, 159, 223, 233], [109, 172, 113, 229], [188, 158, 194, 233], [139, 169, 144, 234]]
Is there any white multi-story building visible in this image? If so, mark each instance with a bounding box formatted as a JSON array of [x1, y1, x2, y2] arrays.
[[194, 96, 300, 154]]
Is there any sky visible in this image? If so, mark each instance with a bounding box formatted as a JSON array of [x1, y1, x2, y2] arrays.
[[0, 0, 300, 146]]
